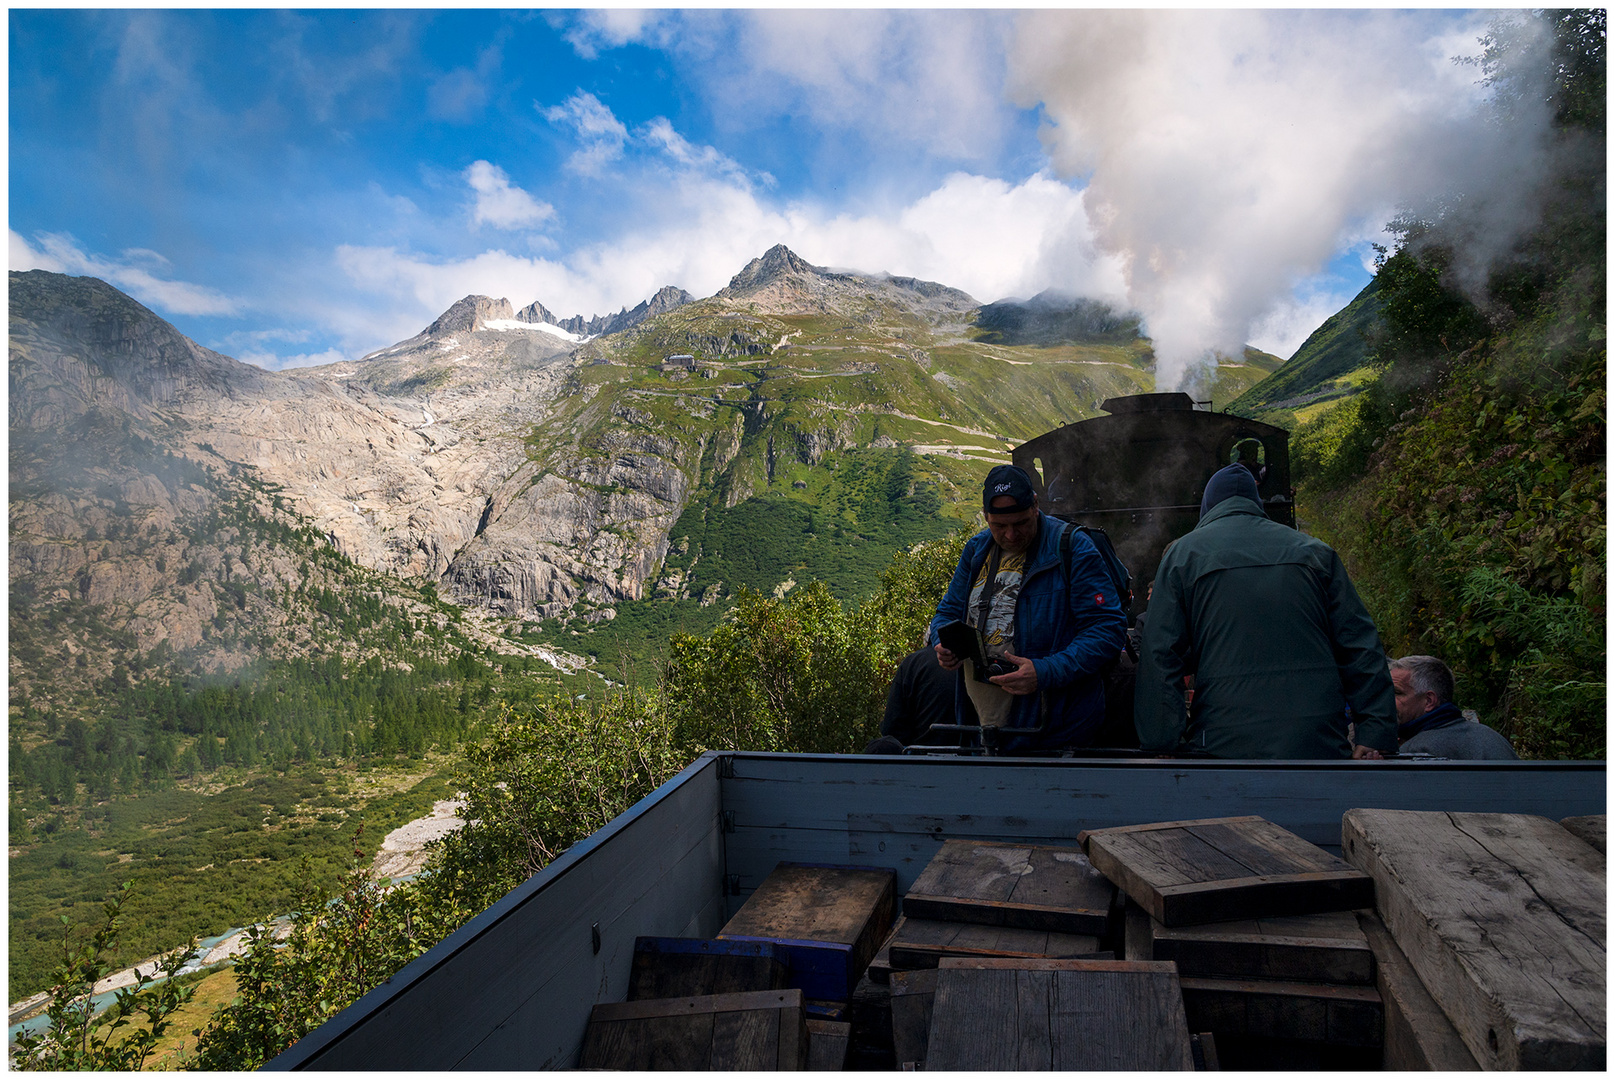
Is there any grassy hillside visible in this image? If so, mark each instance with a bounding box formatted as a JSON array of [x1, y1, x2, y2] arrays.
[[1231, 278, 1387, 419]]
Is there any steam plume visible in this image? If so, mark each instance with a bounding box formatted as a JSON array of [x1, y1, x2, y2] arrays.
[[1007, 10, 1555, 389]]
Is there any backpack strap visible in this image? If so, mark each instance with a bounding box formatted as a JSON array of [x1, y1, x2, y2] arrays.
[[971, 542, 1006, 632]]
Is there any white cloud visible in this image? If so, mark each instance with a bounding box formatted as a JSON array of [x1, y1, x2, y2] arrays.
[[465, 160, 555, 229], [668, 11, 1017, 166], [1247, 284, 1362, 361], [10, 230, 241, 317], [238, 347, 350, 371], [1005, 9, 1549, 389], [641, 118, 758, 188], [334, 158, 1118, 345], [562, 10, 672, 60], [541, 90, 629, 176]]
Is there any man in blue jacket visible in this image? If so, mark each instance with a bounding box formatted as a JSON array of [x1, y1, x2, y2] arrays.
[[931, 465, 1128, 753]]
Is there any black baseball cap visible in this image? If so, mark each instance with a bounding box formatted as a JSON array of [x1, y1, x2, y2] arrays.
[[983, 464, 1037, 515]]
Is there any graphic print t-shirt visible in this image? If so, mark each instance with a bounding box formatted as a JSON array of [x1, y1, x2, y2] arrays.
[[966, 550, 1026, 659]]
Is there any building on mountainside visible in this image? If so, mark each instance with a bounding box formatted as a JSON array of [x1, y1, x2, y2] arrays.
[[660, 354, 698, 379]]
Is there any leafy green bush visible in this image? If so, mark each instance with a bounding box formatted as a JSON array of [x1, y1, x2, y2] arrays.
[[12, 884, 194, 1072]]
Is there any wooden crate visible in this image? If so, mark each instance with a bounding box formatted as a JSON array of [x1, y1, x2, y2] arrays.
[[719, 863, 896, 1002], [888, 968, 937, 1068], [627, 937, 789, 1000], [1180, 975, 1382, 1047], [1342, 808, 1606, 1070], [578, 988, 808, 1070], [1560, 814, 1606, 855], [806, 1018, 850, 1071], [925, 957, 1196, 1070], [1079, 815, 1374, 926], [1355, 911, 1478, 1070], [902, 839, 1115, 935], [885, 915, 1108, 970], [1148, 909, 1374, 984]]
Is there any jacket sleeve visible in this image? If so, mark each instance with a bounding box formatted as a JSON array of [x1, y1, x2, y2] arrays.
[[1325, 552, 1399, 753], [1134, 557, 1192, 752], [928, 533, 985, 647], [1029, 540, 1127, 689]]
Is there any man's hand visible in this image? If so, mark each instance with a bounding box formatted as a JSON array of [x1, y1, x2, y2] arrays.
[[988, 651, 1038, 695], [934, 642, 962, 671], [1352, 744, 1386, 761]]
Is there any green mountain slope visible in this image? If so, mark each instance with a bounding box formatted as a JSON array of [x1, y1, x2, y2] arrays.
[[1230, 277, 1387, 418]]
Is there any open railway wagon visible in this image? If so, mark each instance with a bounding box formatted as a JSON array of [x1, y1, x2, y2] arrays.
[[1015, 391, 1292, 613], [268, 753, 1605, 1071]]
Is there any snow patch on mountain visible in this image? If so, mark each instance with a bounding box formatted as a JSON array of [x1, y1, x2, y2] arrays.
[[482, 318, 591, 342]]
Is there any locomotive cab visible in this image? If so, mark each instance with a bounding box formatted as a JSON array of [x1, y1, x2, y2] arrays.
[[1012, 392, 1293, 619]]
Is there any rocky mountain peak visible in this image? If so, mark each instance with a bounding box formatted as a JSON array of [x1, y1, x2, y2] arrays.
[[644, 285, 695, 318], [516, 299, 560, 326], [518, 286, 695, 338], [427, 295, 515, 337], [9, 269, 269, 427], [721, 245, 819, 294]]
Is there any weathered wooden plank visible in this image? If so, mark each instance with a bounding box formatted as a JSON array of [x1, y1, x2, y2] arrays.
[[1123, 896, 1153, 961], [709, 1006, 780, 1070], [719, 863, 895, 1002], [274, 754, 1604, 1072], [902, 839, 1114, 934], [864, 920, 898, 985], [1179, 976, 1382, 1046], [887, 968, 936, 1068], [628, 937, 789, 1000], [1148, 909, 1373, 984], [1190, 1031, 1220, 1071], [926, 957, 1195, 1070], [1342, 808, 1606, 1070], [1355, 911, 1478, 1070], [580, 989, 805, 1070], [885, 914, 1106, 970], [1560, 814, 1606, 855], [806, 1018, 850, 1071], [1080, 816, 1374, 926]]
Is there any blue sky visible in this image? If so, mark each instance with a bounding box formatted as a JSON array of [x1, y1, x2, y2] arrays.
[[10, 9, 1515, 381]]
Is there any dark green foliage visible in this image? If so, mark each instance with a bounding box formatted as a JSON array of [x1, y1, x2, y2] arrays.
[[11, 884, 195, 1071], [8, 769, 452, 998], [186, 840, 442, 1071]]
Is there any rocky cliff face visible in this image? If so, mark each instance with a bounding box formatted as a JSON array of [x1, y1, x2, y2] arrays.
[[9, 270, 271, 428]]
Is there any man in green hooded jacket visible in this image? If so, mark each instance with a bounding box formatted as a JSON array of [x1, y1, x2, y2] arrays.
[[1135, 464, 1397, 759]]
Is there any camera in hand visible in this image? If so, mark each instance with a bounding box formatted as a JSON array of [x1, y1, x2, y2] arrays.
[[938, 620, 1013, 684]]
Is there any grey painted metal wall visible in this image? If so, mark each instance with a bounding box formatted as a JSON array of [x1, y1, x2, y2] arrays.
[[271, 754, 725, 1071], [718, 754, 1607, 915]]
